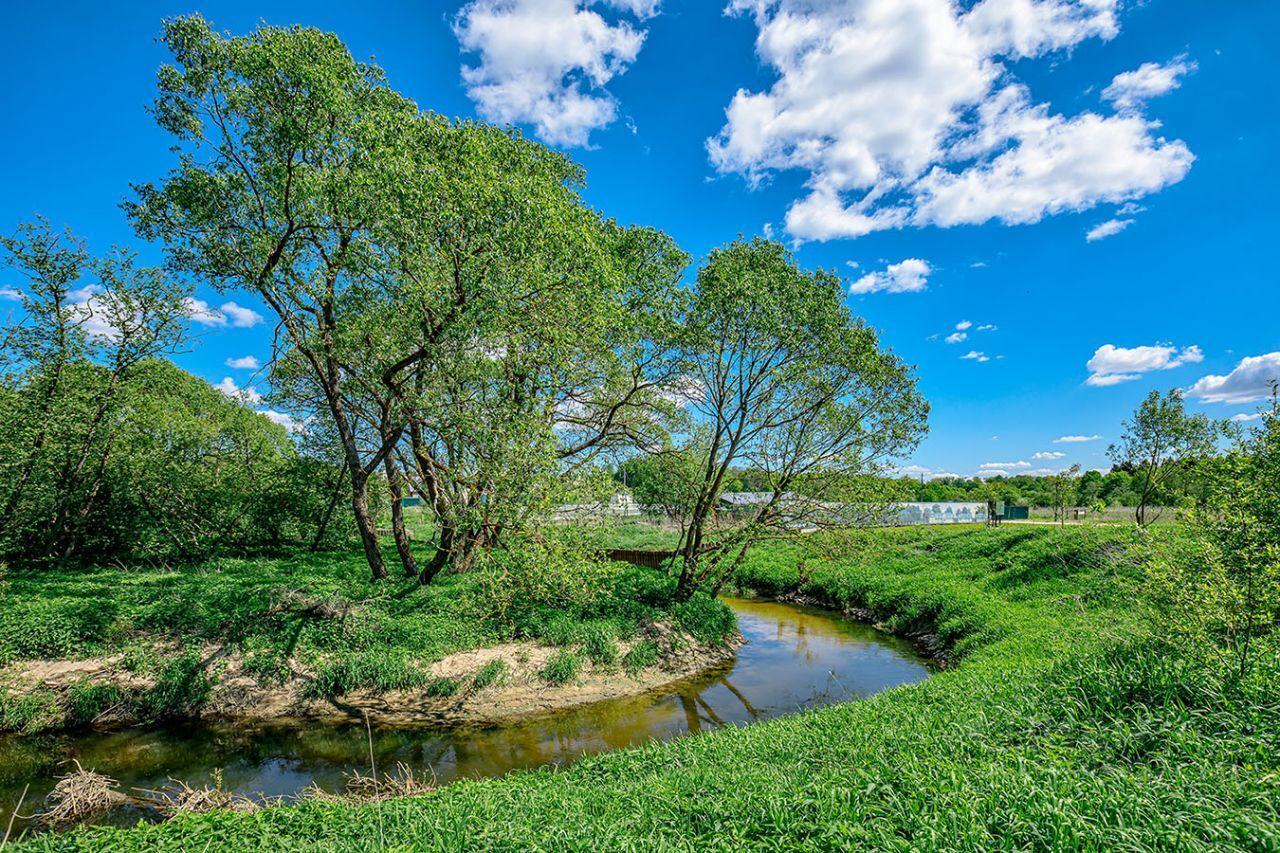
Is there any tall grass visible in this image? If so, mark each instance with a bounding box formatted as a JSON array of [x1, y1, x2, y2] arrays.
[[23, 525, 1278, 851]]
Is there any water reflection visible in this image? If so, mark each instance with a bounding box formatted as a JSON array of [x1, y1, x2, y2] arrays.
[[0, 597, 930, 829]]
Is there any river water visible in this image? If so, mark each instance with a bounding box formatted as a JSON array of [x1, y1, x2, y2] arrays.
[[0, 597, 930, 831]]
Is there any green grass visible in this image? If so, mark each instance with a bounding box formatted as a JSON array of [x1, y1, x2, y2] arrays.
[[25, 524, 1280, 851], [621, 640, 660, 675], [470, 659, 507, 691], [540, 650, 582, 685], [0, 546, 736, 731]]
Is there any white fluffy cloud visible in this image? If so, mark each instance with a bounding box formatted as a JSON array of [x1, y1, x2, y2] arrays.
[[850, 258, 931, 295], [961, 350, 990, 362], [455, 0, 652, 147], [185, 298, 264, 329], [1054, 434, 1101, 443], [214, 377, 263, 406], [1103, 56, 1196, 112], [260, 410, 307, 434], [0, 286, 20, 300], [1186, 352, 1280, 404], [893, 464, 963, 480], [709, 0, 1192, 241], [1085, 343, 1203, 387], [1031, 450, 1065, 459], [946, 331, 968, 344], [226, 355, 261, 370], [221, 302, 264, 328], [184, 298, 226, 326], [981, 460, 1030, 469], [1231, 412, 1263, 423], [956, 320, 973, 331], [1085, 218, 1132, 242]]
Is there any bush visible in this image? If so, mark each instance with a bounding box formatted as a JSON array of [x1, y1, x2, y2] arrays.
[[140, 650, 214, 718], [308, 652, 428, 699], [471, 659, 507, 691], [577, 622, 620, 665], [66, 680, 126, 727], [674, 592, 738, 645], [622, 640, 660, 675], [0, 685, 63, 733], [425, 676, 461, 698], [540, 650, 581, 685]]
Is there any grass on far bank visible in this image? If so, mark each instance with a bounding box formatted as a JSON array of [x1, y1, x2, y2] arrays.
[[0, 545, 735, 734], [22, 524, 1280, 851]]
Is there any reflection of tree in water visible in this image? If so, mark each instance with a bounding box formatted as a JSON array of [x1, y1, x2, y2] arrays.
[[717, 678, 764, 720]]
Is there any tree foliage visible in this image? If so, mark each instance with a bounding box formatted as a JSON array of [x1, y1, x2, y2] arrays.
[[667, 239, 927, 597], [1108, 389, 1225, 526]]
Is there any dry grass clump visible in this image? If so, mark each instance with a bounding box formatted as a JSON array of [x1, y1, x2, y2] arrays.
[[304, 762, 435, 803], [38, 761, 130, 827], [141, 770, 266, 816]]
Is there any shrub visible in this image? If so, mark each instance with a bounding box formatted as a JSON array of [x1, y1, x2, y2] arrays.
[[674, 592, 738, 645], [540, 650, 581, 685], [425, 676, 461, 698], [622, 640, 660, 675], [66, 680, 126, 727], [577, 623, 620, 666], [308, 652, 428, 699], [471, 659, 507, 691], [0, 685, 63, 733], [140, 650, 214, 718]]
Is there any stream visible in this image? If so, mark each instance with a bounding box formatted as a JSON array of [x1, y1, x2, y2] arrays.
[[0, 597, 931, 832]]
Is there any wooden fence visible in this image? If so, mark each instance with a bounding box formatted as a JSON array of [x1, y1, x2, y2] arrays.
[[604, 548, 673, 569]]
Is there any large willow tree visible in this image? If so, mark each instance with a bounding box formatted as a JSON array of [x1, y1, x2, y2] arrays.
[[133, 16, 688, 581], [668, 239, 928, 599]]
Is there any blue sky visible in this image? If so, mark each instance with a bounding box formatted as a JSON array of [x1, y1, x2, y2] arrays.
[[1, 0, 1275, 478]]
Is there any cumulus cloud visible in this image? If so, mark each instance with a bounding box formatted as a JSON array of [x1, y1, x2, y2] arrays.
[[1085, 218, 1132, 242], [454, 0, 652, 147], [946, 331, 968, 344], [0, 286, 20, 300], [221, 301, 264, 328], [709, 0, 1192, 241], [1230, 411, 1262, 423], [1186, 352, 1280, 404], [1031, 450, 1065, 459], [1085, 343, 1203, 386], [1054, 434, 1101, 443], [226, 355, 261, 370], [214, 377, 264, 406], [185, 298, 227, 327], [184, 298, 264, 329], [893, 464, 964, 480], [977, 323, 998, 331], [260, 410, 307, 434], [981, 460, 1031, 469], [1102, 56, 1196, 112], [849, 258, 931, 295], [956, 320, 973, 331], [961, 350, 991, 362]]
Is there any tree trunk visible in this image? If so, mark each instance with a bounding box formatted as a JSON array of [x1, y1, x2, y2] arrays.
[[384, 456, 418, 578], [349, 468, 387, 581], [310, 458, 349, 551], [420, 523, 452, 585]]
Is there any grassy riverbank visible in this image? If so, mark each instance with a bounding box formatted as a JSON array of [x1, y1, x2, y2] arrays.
[[0, 548, 735, 734], [18, 524, 1279, 850]]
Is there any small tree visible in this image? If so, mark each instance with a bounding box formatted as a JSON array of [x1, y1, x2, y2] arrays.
[[1148, 391, 1280, 674], [668, 239, 926, 599], [1108, 389, 1224, 527], [1048, 464, 1082, 526]]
